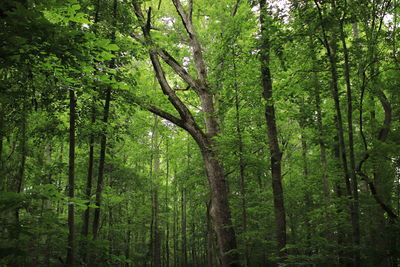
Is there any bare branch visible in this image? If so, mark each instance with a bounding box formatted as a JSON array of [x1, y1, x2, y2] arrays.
[[172, 0, 208, 86], [145, 7, 152, 34], [158, 49, 200, 92], [231, 0, 240, 17], [130, 33, 145, 45], [147, 105, 186, 129], [188, 0, 193, 22], [149, 51, 196, 123]]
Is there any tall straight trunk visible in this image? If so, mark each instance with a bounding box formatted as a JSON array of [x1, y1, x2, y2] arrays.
[[82, 0, 100, 244], [173, 168, 178, 267], [16, 102, 26, 193], [309, 37, 330, 201], [92, 0, 117, 240], [92, 86, 111, 240], [165, 137, 170, 267], [191, 221, 196, 266], [181, 143, 188, 267], [66, 88, 76, 266], [82, 107, 95, 239], [151, 115, 161, 267], [108, 206, 113, 260], [339, 20, 361, 266], [0, 113, 3, 176], [125, 217, 132, 267], [333, 139, 347, 266], [13, 102, 27, 243], [299, 117, 313, 257], [181, 186, 187, 267], [314, 2, 357, 264], [259, 0, 286, 259]]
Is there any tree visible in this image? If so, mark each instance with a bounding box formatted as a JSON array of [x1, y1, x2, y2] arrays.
[[131, 1, 240, 265], [259, 0, 287, 260]]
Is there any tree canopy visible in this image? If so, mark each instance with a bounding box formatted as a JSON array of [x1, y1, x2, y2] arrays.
[[0, 0, 399, 266]]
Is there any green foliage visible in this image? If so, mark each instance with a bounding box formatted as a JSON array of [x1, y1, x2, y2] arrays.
[[0, 0, 399, 266]]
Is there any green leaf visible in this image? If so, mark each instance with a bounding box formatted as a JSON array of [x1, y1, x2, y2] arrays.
[[71, 4, 81, 10], [107, 44, 120, 51]]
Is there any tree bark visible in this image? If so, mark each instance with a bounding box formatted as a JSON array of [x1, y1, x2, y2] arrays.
[[165, 137, 170, 267], [0, 112, 3, 177], [66, 88, 76, 266], [82, 106, 95, 242], [206, 200, 214, 267], [92, 86, 111, 240], [181, 139, 189, 267], [181, 184, 187, 267], [151, 115, 161, 267], [173, 168, 179, 267], [259, 0, 287, 260]]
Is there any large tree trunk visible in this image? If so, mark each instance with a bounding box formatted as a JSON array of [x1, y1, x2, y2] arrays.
[[259, 0, 287, 260], [206, 200, 214, 267], [201, 148, 239, 267], [66, 88, 76, 266]]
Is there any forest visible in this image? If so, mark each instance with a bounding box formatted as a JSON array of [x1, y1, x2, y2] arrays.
[[0, 0, 399, 266]]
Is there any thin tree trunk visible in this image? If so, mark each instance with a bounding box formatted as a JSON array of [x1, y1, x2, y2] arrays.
[[81, 107, 95, 260], [173, 169, 178, 267], [259, 0, 286, 260], [309, 37, 330, 201], [81, 0, 100, 246], [191, 221, 196, 266], [16, 101, 26, 196], [0, 113, 3, 176], [92, 0, 117, 240], [66, 88, 76, 266], [151, 115, 161, 267], [339, 19, 361, 266], [314, 2, 357, 264], [298, 103, 313, 257], [181, 186, 187, 267], [206, 200, 214, 267], [333, 139, 347, 266], [165, 137, 170, 267], [92, 87, 111, 240], [126, 212, 132, 267]]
